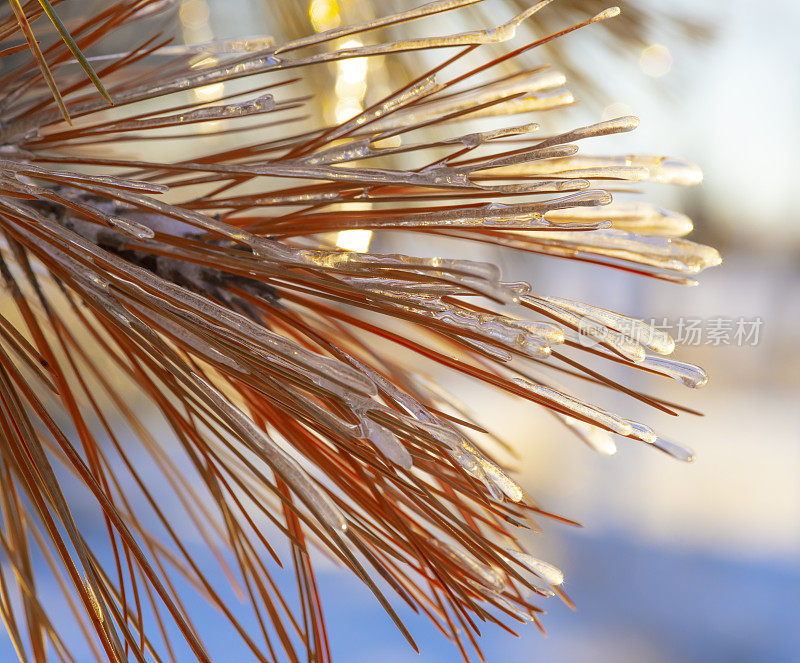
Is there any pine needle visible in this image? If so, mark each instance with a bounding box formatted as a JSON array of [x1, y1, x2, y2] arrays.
[[34, 0, 113, 105], [7, 0, 72, 124]]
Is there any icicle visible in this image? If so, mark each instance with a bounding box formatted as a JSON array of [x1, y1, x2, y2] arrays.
[[623, 421, 693, 462], [652, 436, 695, 462], [525, 296, 647, 362], [502, 281, 532, 299]]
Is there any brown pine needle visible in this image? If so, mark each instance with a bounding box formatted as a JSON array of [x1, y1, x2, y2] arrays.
[[7, 0, 72, 123], [35, 0, 114, 105], [0, 1, 718, 660]]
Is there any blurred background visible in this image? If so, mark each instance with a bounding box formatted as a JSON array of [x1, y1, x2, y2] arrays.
[[6, 0, 800, 661], [250, 1, 799, 661]]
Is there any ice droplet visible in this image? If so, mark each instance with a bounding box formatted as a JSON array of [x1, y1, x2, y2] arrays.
[[624, 420, 658, 444], [652, 436, 695, 462], [108, 216, 155, 239], [360, 417, 412, 469], [640, 356, 708, 388]]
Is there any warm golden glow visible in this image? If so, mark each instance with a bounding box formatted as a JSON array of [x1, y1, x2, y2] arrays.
[[192, 74, 224, 133], [308, 0, 341, 31], [179, 0, 210, 29], [333, 39, 367, 123], [640, 43, 672, 78], [194, 81, 224, 102], [180, 0, 213, 44], [335, 229, 373, 253]]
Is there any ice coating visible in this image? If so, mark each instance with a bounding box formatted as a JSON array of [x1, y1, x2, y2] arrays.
[[624, 420, 658, 444], [191, 375, 349, 532], [252, 243, 513, 302], [122, 35, 278, 55], [545, 203, 694, 237], [507, 319, 566, 345], [4, 201, 381, 400], [525, 295, 647, 362], [274, 0, 487, 54], [1, 1, 556, 142], [493, 596, 537, 621], [538, 295, 675, 356], [513, 378, 633, 435], [555, 412, 618, 455], [2, 159, 169, 194], [531, 115, 640, 151], [367, 69, 568, 133], [124, 302, 246, 372], [429, 539, 505, 592], [523, 229, 722, 274], [462, 338, 514, 362], [71, 94, 276, 135], [429, 306, 555, 359], [465, 144, 580, 172], [494, 154, 703, 186], [340, 276, 464, 297], [299, 76, 440, 154], [0, 0, 723, 653], [335, 352, 495, 486], [442, 122, 539, 149], [503, 549, 565, 586], [465, 89, 576, 118], [108, 216, 155, 239], [297, 201, 608, 232]]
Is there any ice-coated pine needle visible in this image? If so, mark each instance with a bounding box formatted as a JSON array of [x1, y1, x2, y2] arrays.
[[0, 1, 717, 661]]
